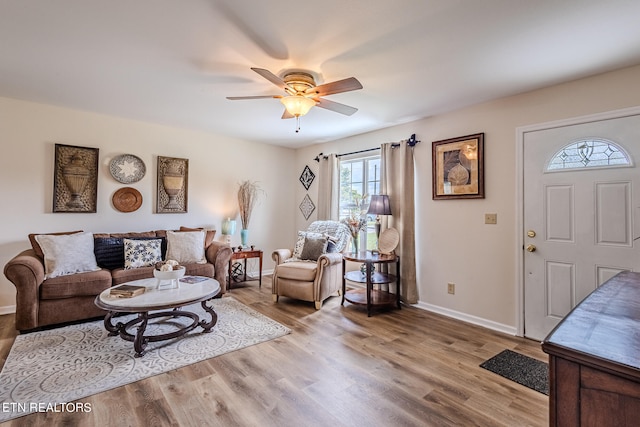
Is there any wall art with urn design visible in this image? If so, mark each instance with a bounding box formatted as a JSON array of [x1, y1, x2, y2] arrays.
[[53, 144, 99, 213], [156, 156, 188, 213]]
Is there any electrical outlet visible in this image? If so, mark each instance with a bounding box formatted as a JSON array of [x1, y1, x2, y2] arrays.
[[485, 213, 497, 224], [447, 283, 455, 294]]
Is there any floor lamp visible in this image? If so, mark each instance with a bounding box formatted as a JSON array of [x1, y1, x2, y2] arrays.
[[367, 195, 392, 252]]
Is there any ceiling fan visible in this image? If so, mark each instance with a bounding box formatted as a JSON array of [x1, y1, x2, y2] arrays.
[[227, 67, 363, 132]]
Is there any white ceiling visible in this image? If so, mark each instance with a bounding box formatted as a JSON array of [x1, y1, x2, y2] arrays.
[[2, 0, 640, 148]]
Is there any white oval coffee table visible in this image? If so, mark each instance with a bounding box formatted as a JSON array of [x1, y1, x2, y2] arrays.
[[95, 276, 221, 357]]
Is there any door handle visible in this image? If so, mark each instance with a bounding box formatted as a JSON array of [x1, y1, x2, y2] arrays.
[[526, 244, 536, 252]]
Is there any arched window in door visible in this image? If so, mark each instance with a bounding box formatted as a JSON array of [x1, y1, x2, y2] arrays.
[[546, 138, 631, 171]]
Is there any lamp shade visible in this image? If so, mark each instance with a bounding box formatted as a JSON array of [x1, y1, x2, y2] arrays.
[[280, 95, 316, 117], [221, 218, 237, 235], [367, 195, 392, 216]]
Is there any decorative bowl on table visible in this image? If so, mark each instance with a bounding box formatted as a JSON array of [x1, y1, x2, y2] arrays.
[[153, 266, 185, 289]]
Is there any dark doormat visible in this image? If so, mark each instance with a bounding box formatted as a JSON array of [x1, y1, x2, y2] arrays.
[[480, 349, 549, 395]]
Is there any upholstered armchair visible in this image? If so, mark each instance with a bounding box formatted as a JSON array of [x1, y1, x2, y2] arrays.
[[272, 220, 351, 309]]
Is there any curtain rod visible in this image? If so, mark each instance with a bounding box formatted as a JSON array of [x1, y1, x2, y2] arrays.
[[313, 134, 420, 162]]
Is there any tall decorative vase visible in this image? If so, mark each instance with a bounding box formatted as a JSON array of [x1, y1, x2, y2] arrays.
[[240, 229, 249, 247], [352, 236, 359, 254]]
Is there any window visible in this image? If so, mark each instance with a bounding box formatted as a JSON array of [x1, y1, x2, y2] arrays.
[[339, 154, 381, 250], [546, 138, 631, 171]]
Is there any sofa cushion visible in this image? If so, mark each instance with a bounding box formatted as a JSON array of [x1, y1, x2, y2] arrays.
[[40, 269, 112, 300], [29, 230, 83, 259], [124, 238, 163, 269], [166, 231, 206, 264], [34, 232, 101, 279], [94, 236, 167, 270], [276, 261, 318, 282]]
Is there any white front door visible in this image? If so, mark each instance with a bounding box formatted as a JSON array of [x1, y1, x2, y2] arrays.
[[523, 113, 640, 340]]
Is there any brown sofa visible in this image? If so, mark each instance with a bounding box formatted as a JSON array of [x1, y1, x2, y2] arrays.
[[3, 229, 232, 332]]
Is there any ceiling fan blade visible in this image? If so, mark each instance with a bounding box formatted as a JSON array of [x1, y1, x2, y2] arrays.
[[251, 68, 291, 92], [315, 98, 358, 116], [226, 95, 282, 100], [281, 109, 295, 119], [305, 77, 363, 97]]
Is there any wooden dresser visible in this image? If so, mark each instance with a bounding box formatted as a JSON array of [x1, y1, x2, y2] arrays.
[[542, 271, 640, 426]]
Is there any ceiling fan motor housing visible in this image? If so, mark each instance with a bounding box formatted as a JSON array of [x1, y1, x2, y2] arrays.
[[282, 72, 316, 94]]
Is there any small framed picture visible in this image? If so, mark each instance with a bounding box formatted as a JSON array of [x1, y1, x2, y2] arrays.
[[432, 133, 484, 200]]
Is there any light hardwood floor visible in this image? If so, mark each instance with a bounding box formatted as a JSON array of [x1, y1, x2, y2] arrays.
[[0, 277, 548, 426]]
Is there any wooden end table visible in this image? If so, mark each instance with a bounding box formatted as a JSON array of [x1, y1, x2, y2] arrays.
[[342, 251, 400, 316], [228, 249, 263, 288]]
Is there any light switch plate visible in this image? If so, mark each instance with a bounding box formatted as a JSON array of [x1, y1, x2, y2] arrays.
[[485, 213, 497, 224]]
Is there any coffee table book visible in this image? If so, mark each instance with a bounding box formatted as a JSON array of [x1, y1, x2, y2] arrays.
[[109, 284, 146, 298]]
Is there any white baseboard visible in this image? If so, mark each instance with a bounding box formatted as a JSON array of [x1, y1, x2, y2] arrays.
[[415, 301, 518, 336], [0, 305, 16, 315]]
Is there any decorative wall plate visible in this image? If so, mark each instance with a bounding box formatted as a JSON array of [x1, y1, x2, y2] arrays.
[[112, 187, 143, 212], [299, 165, 315, 190], [378, 227, 400, 254], [299, 194, 315, 220], [109, 154, 146, 184]]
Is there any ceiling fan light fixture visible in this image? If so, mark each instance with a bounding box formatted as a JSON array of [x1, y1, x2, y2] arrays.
[[280, 95, 316, 117]]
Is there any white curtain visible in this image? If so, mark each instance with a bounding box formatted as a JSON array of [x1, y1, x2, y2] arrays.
[[381, 141, 418, 304], [316, 153, 339, 220]]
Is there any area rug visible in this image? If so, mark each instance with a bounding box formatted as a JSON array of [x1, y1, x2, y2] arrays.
[[0, 297, 290, 422], [480, 349, 549, 395]]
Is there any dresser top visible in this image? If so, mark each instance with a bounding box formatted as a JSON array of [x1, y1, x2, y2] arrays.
[[542, 271, 640, 373]]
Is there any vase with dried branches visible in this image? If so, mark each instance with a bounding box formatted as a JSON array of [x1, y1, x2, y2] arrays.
[[237, 180, 262, 247]]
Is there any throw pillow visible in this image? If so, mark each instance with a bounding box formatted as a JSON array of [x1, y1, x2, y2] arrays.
[[34, 232, 100, 279], [300, 235, 329, 261], [166, 230, 207, 264], [179, 226, 216, 247], [293, 231, 324, 258], [324, 234, 339, 253], [95, 236, 167, 270], [29, 230, 83, 259], [124, 239, 163, 269]]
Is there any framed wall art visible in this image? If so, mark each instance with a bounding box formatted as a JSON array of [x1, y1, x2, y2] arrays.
[[53, 144, 99, 213], [299, 194, 315, 220], [299, 165, 315, 190], [157, 156, 188, 213], [432, 133, 484, 200]]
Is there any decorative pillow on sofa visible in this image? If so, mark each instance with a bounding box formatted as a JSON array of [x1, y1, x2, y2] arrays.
[[124, 239, 163, 269], [94, 236, 167, 270], [34, 232, 100, 279], [300, 235, 329, 261], [166, 230, 207, 264], [29, 230, 83, 259], [179, 226, 216, 247]]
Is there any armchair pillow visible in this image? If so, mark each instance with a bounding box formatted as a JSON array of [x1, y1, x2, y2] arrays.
[[300, 235, 329, 261], [34, 232, 100, 278], [293, 231, 324, 259]]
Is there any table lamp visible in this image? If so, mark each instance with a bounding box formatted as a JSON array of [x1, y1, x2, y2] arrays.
[[367, 194, 392, 244], [221, 218, 237, 244]]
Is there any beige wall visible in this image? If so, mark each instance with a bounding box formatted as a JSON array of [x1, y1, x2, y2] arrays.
[[297, 64, 640, 333], [0, 97, 296, 312]]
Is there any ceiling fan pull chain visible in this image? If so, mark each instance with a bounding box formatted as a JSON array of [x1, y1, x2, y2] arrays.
[[295, 116, 301, 133]]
